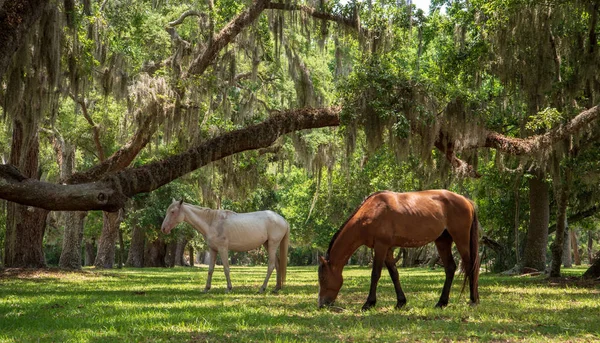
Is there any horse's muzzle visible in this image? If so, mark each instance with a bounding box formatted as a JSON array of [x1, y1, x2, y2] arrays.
[[318, 296, 334, 309]]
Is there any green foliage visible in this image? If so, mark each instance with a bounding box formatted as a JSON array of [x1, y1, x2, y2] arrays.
[[525, 108, 563, 131]]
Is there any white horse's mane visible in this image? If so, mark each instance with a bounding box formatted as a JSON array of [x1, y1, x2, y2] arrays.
[[183, 202, 237, 215]]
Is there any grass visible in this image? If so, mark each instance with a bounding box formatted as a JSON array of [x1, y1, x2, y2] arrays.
[[0, 265, 599, 342]]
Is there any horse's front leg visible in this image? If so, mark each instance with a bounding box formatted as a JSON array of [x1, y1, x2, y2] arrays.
[[362, 244, 387, 311], [204, 248, 218, 293], [385, 249, 407, 309], [219, 247, 233, 292]]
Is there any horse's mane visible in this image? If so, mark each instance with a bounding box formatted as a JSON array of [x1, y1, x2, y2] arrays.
[[325, 191, 389, 259], [184, 203, 237, 214]]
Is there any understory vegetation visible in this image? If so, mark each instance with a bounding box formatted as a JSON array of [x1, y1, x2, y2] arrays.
[[1, 266, 598, 343]]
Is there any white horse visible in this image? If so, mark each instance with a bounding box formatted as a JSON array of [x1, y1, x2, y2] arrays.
[[161, 199, 290, 293]]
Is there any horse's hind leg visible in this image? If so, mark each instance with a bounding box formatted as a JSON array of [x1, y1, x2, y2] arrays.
[[385, 249, 407, 309], [362, 243, 388, 311], [434, 230, 457, 308], [260, 241, 278, 293]]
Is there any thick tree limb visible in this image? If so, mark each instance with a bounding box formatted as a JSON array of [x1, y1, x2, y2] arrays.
[[548, 205, 599, 235], [0, 0, 50, 80], [0, 107, 341, 211], [72, 96, 106, 162], [265, 2, 360, 31], [168, 10, 204, 27], [186, 0, 269, 77], [68, 111, 163, 184], [482, 104, 600, 155], [434, 131, 481, 178]]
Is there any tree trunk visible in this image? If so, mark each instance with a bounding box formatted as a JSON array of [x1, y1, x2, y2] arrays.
[[94, 210, 123, 269], [0, 0, 50, 80], [117, 225, 125, 269], [550, 177, 570, 277], [144, 238, 167, 267], [588, 231, 594, 264], [582, 252, 600, 279], [174, 236, 188, 266], [562, 225, 572, 268], [126, 225, 145, 267], [164, 241, 177, 267], [571, 229, 581, 265], [189, 245, 194, 267], [4, 119, 48, 268], [522, 172, 550, 272], [203, 250, 212, 265], [58, 211, 87, 269], [57, 138, 88, 270], [84, 238, 96, 266]]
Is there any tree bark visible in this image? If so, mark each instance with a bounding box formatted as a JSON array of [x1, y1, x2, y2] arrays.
[[144, 238, 167, 267], [58, 211, 87, 269], [571, 229, 581, 265], [588, 231, 594, 265], [0, 0, 50, 80], [94, 210, 123, 269], [117, 224, 125, 268], [0, 107, 341, 211], [562, 225, 572, 268], [582, 252, 600, 279], [84, 238, 96, 266], [4, 118, 48, 268], [550, 174, 570, 277], [188, 245, 194, 267], [164, 240, 177, 267], [125, 225, 145, 267], [522, 171, 550, 272], [55, 135, 88, 270], [174, 236, 189, 266]]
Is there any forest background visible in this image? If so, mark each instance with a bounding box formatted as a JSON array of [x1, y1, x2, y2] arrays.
[[0, 0, 599, 280]]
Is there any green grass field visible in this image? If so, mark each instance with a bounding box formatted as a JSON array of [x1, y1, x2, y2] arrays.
[[1, 265, 598, 342]]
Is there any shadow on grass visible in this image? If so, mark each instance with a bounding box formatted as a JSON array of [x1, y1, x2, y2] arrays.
[[1, 266, 599, 342]]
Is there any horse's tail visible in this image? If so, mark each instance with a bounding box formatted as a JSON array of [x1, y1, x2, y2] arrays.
[[462, 203, 480, 304], [278, 225, 289, 288]]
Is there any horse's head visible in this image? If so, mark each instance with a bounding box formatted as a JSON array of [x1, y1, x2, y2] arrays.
[[161, 199, 185, 234], [317, 256, 343, 308]]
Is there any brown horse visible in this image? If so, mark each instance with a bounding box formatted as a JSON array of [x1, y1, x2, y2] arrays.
[[318, 190, 480, 310]]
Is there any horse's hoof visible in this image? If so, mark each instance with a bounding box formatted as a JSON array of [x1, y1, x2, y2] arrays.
[[257, 288, 266, 294], [361, 302, 376, 311], [202, 288, 210, 293], [469, 301, 478, 307], [271, 288, 280, 294], [434, 302, 448, 309], [395, 301, 407, 309]]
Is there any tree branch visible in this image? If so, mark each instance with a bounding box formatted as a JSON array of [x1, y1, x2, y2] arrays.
[[0, 107, 341, 211], [548, 204, 599, 235], [482, 105, 600, 155], [265, 2, 360, 31], [72, 95, 106, 162], [185, 0, 269, 77], [168, 10, 204, 27]]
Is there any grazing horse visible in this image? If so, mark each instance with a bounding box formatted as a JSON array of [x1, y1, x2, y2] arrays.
[[161, 199, 290, 293], [318, 190, 480, 310]]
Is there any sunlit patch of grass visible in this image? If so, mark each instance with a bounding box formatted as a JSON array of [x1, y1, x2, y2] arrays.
[[1, 266, 599, 342]]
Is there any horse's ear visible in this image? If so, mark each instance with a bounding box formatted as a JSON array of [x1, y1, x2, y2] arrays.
[[172, 198, 177, 203], [179, 198, 184, 206]]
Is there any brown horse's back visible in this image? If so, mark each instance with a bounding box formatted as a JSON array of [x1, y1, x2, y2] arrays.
[[350, 190, 474, 249]]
